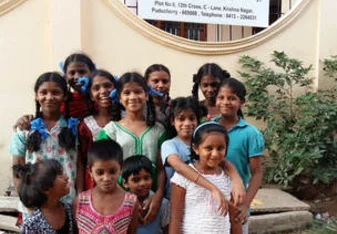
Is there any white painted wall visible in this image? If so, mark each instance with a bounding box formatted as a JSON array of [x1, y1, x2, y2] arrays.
[[0, 0, 336, 194]]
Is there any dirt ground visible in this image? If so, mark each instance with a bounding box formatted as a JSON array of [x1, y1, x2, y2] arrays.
[[305, 195, 337, 217]]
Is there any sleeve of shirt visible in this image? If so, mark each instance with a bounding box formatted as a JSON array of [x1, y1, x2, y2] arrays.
[[78, 122, 92, 164], [247, 129, 265, 158], [170, 171, 189, 189], [161, 140, 178, 166], [8, 131, 27, 157], [160, 198, 170, 228], [158, 131, 168, 149]]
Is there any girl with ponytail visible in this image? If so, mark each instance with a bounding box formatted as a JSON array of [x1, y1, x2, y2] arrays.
[[13, 159, 73, 233]]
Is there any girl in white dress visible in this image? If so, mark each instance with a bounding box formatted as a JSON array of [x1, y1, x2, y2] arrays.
[[170, 122, 239, 234]]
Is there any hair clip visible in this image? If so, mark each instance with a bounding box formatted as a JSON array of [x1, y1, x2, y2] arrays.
[[148, 85, 164, 98], [31, 118, 48, 140], [59, 61, 65, 72], [113, 75, 119, 82], [109, 89, 118, 104], [192, 121, 220, 139], [77, 76, 89, 93], [67, 118, 79, 136]]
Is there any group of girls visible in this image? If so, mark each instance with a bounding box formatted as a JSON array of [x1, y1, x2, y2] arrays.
[[9, 52, 264, 234]]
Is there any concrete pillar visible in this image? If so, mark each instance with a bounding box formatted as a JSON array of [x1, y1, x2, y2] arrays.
[[315, 0, 337, 90]]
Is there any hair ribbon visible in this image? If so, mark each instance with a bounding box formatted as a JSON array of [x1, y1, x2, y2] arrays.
[[77, 76, 89, 93], [59, 61, 65, 72], [148, 85, 164, 98], [30, 118, 48, 141], [67, 118, 79, 136], [109, 89, 118, 104]]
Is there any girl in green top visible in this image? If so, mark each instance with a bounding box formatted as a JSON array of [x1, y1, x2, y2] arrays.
[[97, 72, 166, 226]]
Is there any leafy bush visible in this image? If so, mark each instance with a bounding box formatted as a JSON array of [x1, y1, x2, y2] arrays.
[[239, 51, 337, 188]]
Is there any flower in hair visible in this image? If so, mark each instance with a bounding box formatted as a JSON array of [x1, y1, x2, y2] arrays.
[[109, 89, 119, 104], [148, 85, 164, 98], [67, 118, 79, 136], [77, 76, 89, 93], [30, 118, 48, 141]]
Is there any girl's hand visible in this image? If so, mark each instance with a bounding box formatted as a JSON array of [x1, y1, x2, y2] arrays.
[[231, 178, 245, 206], [232, 204, 249, 224], [12, 115, 34, 131], [211, 188, 229, 216], [142, 191, 162, 224]]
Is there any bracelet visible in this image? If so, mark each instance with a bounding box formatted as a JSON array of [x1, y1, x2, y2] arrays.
[[193, 173, 201, 183]]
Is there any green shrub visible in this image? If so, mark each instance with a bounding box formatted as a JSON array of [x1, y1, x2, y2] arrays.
[[239, 51, 337, 188]]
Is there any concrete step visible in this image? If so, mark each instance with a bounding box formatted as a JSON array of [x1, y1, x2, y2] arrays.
[[249, 210, 313, 234], [251, 188, 310, 214], [0, 214, 19, 233], [0, 196, 18, 213]]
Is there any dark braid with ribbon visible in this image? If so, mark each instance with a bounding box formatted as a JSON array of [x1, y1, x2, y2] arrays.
[[27, 72, 67, 153]]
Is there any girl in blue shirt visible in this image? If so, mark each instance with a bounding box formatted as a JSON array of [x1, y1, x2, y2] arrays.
[[215, 78, 264, 234]]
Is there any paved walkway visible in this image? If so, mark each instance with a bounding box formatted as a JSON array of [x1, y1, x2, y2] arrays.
[[0, 189, 313, 233]]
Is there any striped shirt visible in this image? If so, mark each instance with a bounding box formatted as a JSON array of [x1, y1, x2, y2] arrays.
[[76, 190, 137, 234]]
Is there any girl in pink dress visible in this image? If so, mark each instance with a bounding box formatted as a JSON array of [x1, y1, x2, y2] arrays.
[[74, 139, 139, 234]]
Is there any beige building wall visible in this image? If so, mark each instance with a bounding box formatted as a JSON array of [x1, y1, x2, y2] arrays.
[[0, 0, 336, 194]]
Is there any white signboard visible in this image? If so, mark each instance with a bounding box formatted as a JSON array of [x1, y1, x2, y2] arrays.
[[138, 0, 270, 28]]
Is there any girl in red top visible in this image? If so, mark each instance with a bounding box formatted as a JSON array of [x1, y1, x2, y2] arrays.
[[77, 69, 119, 191]]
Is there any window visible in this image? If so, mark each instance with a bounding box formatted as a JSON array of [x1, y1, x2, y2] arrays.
[[123, 0, 291, 42]]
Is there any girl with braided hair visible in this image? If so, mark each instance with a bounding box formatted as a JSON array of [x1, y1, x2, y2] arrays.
[[192, 63, 230, 121], [144, 64, 172, 129], [9, 72, 79, 221]]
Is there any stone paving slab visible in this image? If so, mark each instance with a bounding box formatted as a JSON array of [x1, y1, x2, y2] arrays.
[[251, 188, 310, 214], [0, 214, 19, 232], [249, 210, 313, 234], [0, 196, 18, 213]]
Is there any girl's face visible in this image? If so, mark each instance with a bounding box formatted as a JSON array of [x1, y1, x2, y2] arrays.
[[66, 61, 91, 93], [173, 109, 198, 140], [119, 82, 148, 113], [46, 173, 70, 199], [193, 132, 227, 171], [147, 71, 171, 96], [200, 75, 220, 102], [90, 159, 121, 193], [216, 86, 244, 118], [35, 81, 66, 114], [90, 75, 115, 108]]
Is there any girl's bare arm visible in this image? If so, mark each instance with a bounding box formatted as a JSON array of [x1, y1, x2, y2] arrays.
[[169, 183, 185, 234], [222, 159, 245, 206], [167, 154, 228, 215]]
